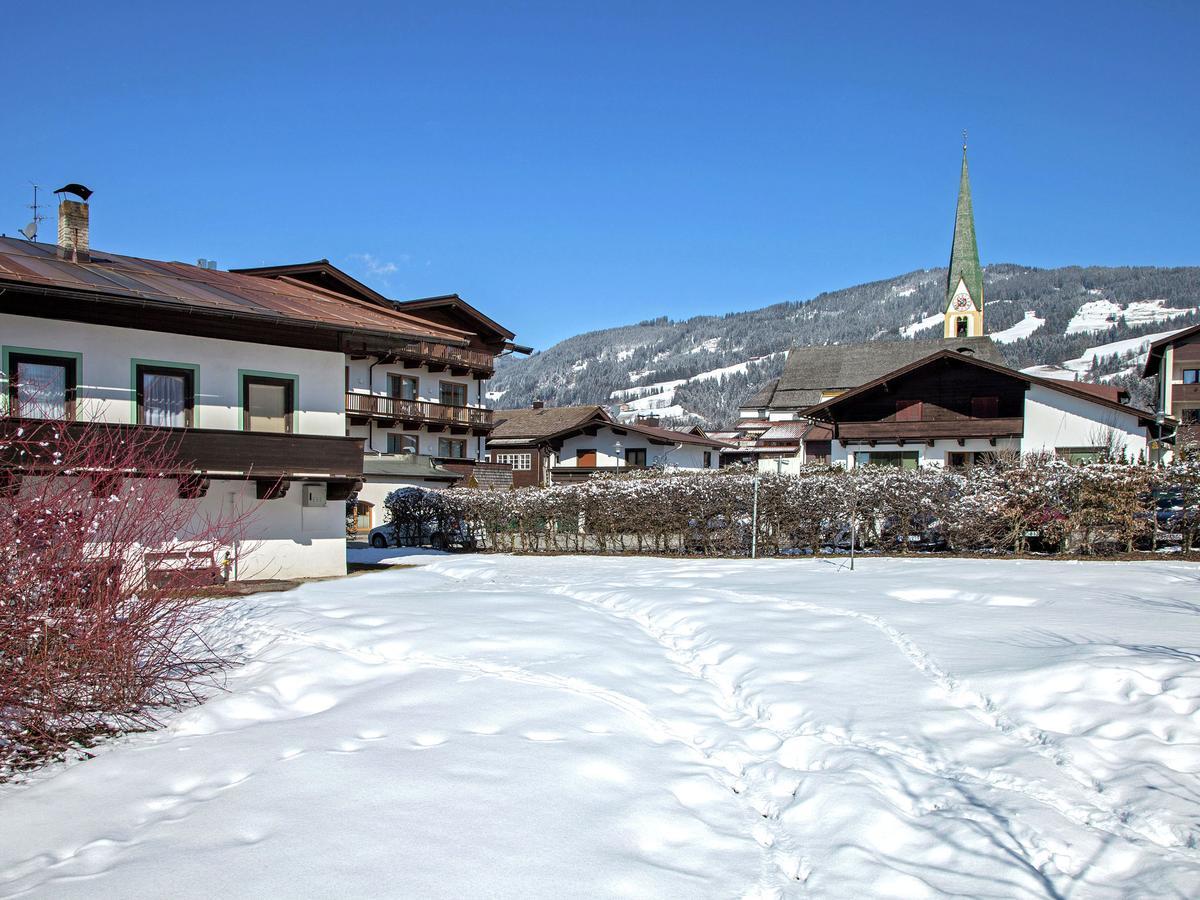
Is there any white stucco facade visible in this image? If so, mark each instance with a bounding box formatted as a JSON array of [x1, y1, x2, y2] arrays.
[[805, 385, 1148, 471], [1, 313, 346, 434], [344, 358, 487, 459], [554, 427, 720, 470], [2, 312, 353, 580], [1020, 384, 1148, 461]]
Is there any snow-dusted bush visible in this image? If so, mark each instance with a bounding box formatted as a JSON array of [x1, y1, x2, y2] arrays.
[[420, 455, 1197, 559]]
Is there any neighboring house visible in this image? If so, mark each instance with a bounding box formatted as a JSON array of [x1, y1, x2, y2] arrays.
[[738, 338, 1005, 464], [800, 350, 1152, 468], [0, 191, 525, 576], [232, 262, 528, 533], [1142, 323, 1200, 457], [486, 404, 727, 487]]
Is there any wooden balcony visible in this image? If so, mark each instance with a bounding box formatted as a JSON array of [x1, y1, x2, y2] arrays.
[[1172, 383, 1200, 404], [394, 340, 495, 376], [1, 419, 364, 499], [832, 417, 1025, 444], [345, 392, 495, 434]]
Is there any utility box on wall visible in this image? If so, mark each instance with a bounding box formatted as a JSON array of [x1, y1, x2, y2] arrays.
[[302, 482, 327, 508]]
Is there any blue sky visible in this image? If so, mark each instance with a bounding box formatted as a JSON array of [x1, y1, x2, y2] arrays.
[[3, 1, 1197, 350]]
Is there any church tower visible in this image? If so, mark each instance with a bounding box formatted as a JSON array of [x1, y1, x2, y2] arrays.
[[943, 138, 984, 338]]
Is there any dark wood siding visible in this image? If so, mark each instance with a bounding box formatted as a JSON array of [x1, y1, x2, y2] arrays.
[[829, 358, 1026, 424]]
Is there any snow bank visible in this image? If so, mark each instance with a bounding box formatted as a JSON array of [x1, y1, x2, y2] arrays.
[[2, 557, 1199, 897], [992, 310, 1045, 344], [900, 313, 942, 337], [1066, 298, 1195, 335]]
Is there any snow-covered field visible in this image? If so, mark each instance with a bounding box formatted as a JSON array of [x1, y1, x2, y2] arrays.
[[3, 556, 1200, 898]]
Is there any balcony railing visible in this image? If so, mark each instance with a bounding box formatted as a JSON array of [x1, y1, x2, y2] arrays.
[[395, 340, 495, 374], [345, 392, 495, 430]]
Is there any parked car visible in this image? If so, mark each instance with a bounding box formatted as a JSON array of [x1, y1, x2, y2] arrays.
[[369, 487, 476, 550]]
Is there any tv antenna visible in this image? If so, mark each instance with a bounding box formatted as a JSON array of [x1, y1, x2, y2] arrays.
[[19, 183, 45, 241]]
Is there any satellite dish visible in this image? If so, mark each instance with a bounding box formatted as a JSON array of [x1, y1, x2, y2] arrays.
[[19, 222, 37, 240]]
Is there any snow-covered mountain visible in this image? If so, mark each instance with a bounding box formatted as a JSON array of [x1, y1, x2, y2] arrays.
[[490, 264, 1200, 426]]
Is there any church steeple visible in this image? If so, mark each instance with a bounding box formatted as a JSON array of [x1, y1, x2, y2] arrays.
[[944, 135, 985, 338]]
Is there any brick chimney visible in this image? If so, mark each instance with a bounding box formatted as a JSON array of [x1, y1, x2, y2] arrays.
[[57, 199, 90, 263], [531, 399, 545, 409]]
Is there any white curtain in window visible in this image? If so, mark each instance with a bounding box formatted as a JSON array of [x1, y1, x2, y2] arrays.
[[143, 373, 187, 427], [17, 362, 67, 418]]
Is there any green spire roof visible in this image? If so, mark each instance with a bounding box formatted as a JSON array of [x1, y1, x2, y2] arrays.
[[947, 144, 983, 310]]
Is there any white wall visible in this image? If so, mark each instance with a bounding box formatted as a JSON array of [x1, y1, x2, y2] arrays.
[[1, 313, 346, 435], [1021, 385, 1148, 460], [345, 359, 486, 457], [830, 438, 1020, 469], [556, 427, 719, 469], [198, 479, 346, 580]]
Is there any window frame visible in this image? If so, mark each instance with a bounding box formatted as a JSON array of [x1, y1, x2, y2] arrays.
[[1180, 408, 1200, 425], [437, 437, 467, 459], [492, 452, 532, 471], [1182, 369, 1199, 385], [240, 371, 297, 434], [955, 316, 969, 338], [387, 433, 419, 454], [625, 448, 647, 467], [4, 349, 80, 419], [134, 362, 196, 428], [438, 380, 468, 408], [388, 373, 419, 401]]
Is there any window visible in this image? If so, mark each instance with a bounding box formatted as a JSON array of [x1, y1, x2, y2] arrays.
[[242, 374, 294, 433], [136, 364, 194, 427], [1183, 370, 1199, 385], [388, 374, 419, 401], [6, 351, 78, 419], [438, 437, 467, 458], [387, 433, 419, 454], [895, 399, 922, 422], [576, 448, 598, 467], [1182, 408, 1200, 425], [703, 451, 712, 467], [493, 452, 532, 471], [1056, 447, 1103, 464], [625, 448, 647, 467], [971, 396, 999, 418], [854, 450, 919, 469], [949, 451, 998, 469], [439, 381, 467, 407], [956, 317, 969, 338]]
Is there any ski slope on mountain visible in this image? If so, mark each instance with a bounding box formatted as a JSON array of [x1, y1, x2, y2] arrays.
[[3, 555, 1199, 898]]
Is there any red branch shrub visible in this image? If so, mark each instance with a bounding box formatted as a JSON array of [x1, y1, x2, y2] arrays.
[[1, 413, 255, 773]]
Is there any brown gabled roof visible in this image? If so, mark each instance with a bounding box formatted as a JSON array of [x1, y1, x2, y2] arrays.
[[230, 259, 392, 306], [1143, 322, 1200, 378], [490, 404, 731, 448], [0, 238, 467, 345], [395, 294, 516, 341], [490, 405, 612, 441], [772, 336, 1004, 410], [802, 350, 1156, 425]]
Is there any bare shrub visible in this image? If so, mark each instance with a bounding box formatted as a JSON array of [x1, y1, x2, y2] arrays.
[[1, 413, 254, 772]]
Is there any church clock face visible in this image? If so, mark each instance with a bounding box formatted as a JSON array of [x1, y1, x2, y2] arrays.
[[952, 295, 974, 311]]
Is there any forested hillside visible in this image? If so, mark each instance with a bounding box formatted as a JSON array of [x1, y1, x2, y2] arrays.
[[489, 264, 1200, 426]]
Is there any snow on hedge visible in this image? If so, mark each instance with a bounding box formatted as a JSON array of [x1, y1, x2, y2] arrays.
[[385, 457, 1200, 556]]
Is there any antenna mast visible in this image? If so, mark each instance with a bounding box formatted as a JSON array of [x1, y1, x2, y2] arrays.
[[21, 183, 46, 241]]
